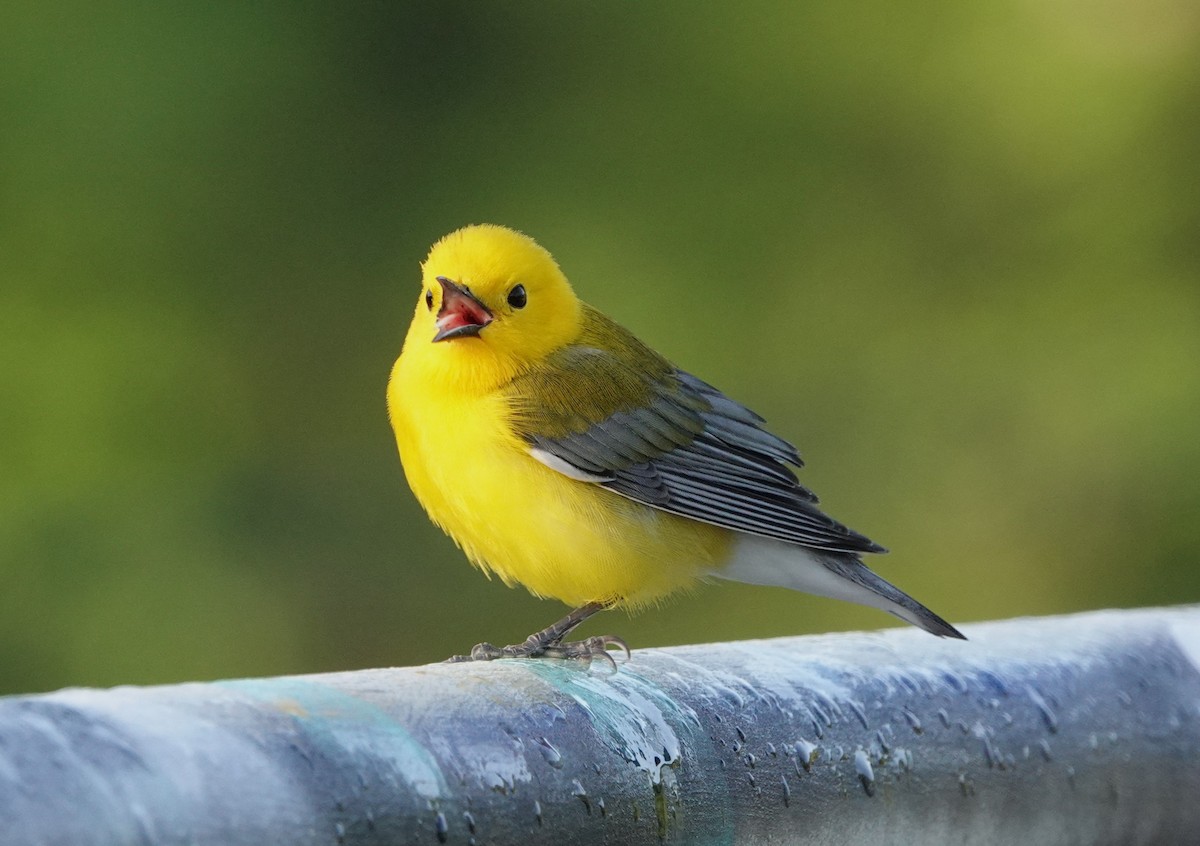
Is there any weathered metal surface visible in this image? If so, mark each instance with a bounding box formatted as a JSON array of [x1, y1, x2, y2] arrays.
[[2, 606, 1199, 845]]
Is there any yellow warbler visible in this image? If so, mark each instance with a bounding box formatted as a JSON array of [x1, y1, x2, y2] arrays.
[[387, 225, 964, 662]]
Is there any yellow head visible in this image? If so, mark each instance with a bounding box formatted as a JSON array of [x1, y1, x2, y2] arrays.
[[399, 225, 583, 390]]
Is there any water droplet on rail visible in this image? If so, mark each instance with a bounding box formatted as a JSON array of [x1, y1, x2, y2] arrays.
[[534, 800, 543, 826], [537, 736, 563, 768], [854, 750, 876, 796], [571, 779, 592, 815], [781, 775, 791, 807], [937, 708, 951, 728], [959, 773, 975, 797], [981, 736, 1001, 769], [903, 708, 923, 734], [941, 671, 968, 693], [435, 812, 448, 844], [979, 670, 1010, 697], [849, 701, 870, 730], [463, 811, 476, 834], [1027, 688, 1059, 734]]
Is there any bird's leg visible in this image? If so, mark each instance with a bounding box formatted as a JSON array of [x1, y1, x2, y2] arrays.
[[446, 601, 630, 667]]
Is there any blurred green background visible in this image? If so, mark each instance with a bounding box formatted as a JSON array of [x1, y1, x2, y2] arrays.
[[2, 2, 1198, 696]]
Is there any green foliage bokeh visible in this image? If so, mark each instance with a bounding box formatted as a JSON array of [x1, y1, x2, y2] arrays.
[[2, 2, 1198, 694]]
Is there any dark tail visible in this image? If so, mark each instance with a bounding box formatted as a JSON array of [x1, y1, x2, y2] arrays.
[[826, 553, 967, 639]]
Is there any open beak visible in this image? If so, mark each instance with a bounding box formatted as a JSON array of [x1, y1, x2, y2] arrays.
[[432, 276, 493, 342]]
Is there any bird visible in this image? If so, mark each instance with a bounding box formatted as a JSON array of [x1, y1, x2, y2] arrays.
[[386, 224, 965, 664]]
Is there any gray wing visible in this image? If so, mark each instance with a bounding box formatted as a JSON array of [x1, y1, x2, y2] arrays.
[[524, 370, 885, 555]]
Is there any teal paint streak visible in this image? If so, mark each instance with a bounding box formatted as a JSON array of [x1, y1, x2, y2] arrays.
[[520, 660, 736, 846], [515, 661, 682, 780], [219, 677, 449, 801]]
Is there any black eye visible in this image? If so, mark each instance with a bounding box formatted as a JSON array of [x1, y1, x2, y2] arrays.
[[424, 289, 433, 310], [507, 284, 527, 309]]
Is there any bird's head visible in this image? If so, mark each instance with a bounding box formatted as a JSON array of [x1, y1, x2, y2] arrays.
[[402, 225, 583, 386]]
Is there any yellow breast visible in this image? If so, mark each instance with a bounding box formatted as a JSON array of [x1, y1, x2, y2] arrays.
[[387, 357, 730, 609]]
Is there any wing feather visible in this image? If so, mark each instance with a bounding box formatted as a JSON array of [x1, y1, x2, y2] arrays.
[[507, 312, 882, 554]]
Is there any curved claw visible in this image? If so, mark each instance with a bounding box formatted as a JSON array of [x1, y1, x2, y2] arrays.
[[601, 635, 631, 663], [542, 645, 615, 670], [541, 635, 630, 670]]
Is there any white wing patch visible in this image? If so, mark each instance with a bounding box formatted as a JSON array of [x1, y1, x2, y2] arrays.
[[530, 446, 611, 483]]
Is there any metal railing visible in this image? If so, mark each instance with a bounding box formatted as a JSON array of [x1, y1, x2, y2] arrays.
[[2, 606, 1198, 844]]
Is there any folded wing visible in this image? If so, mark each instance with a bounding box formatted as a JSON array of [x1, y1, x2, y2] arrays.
[[509, 340, 884, 555]]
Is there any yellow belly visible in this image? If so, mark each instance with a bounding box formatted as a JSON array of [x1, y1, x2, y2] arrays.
[[388, 371, 730, 609]]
